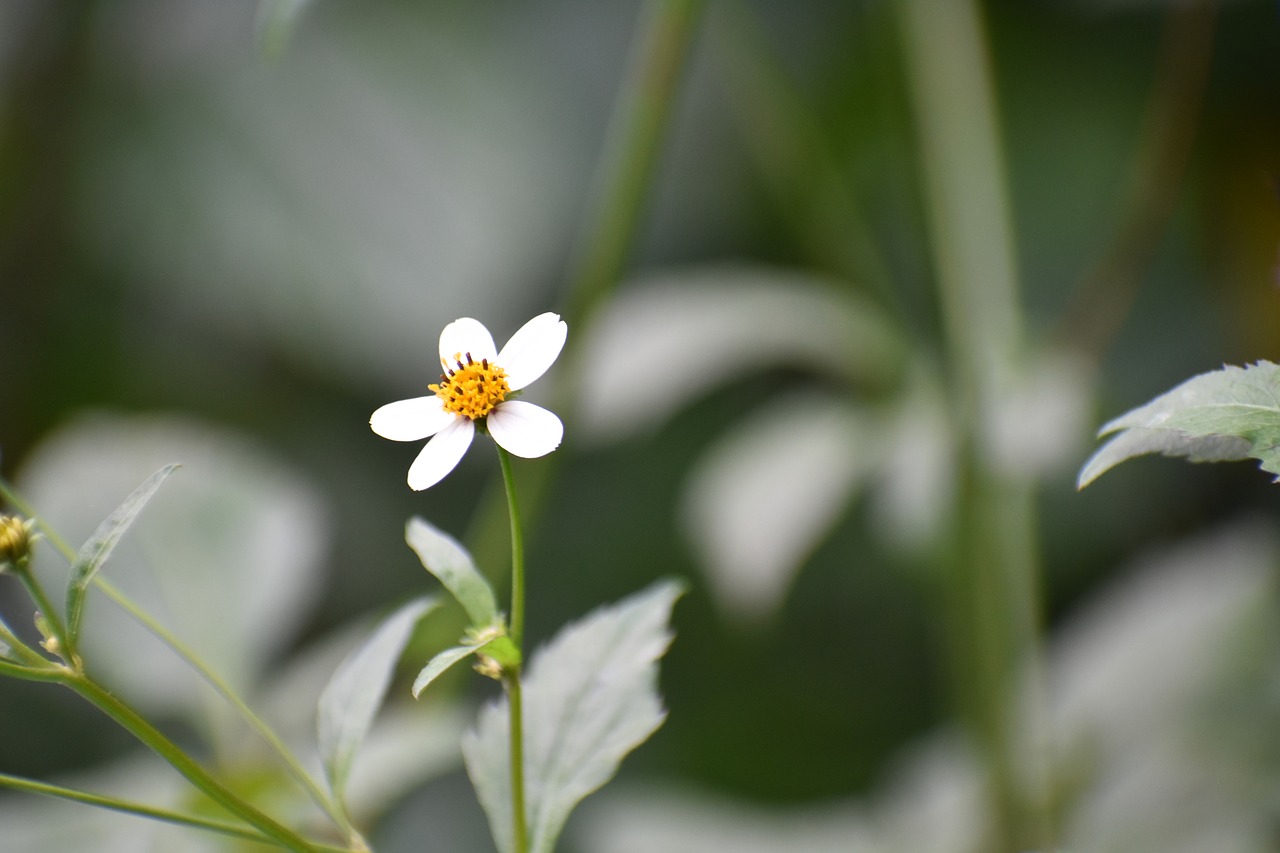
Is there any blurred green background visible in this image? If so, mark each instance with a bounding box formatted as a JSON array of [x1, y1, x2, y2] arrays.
[[2, 0, 1280, 850]]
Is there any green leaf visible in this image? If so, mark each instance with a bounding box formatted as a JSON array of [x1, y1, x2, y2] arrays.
[[463, 579, 684, 853], [65, 465, 179, 646], [318, 596, 437, 805], [406, 517, 499, 628], [411, 644, 477, 699], [1079, 362, 1280, 488]]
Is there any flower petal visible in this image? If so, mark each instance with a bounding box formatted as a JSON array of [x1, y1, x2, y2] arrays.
[[487, 400, 563, 458], [438, 318, 498, 369], [371, 396, 454, 441], [408, 418, 475, 490], [496, 312, 567, 391]]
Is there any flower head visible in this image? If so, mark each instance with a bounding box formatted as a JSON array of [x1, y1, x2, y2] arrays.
[[371, 312, 568, 490], [0, 514, 35, 573]]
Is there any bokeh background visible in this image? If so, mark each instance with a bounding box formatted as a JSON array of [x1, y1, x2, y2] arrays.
[[2, 0, 1280, 850]]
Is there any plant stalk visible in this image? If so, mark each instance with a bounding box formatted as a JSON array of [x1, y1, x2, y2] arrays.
[[57, 670, 319, 851], [897, 0, 1051, 848], [0, 478, 351, 838], [564, 0, 707, 329], [497, 447, 529, 853], [0, 771, 352, 852]]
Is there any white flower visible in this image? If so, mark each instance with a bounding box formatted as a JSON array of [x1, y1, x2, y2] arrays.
[[371, 312, 568, 490]]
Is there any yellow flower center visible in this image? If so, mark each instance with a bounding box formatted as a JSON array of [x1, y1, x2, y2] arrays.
[[430, 352, 511, 420], [0, 515, 32, 569]]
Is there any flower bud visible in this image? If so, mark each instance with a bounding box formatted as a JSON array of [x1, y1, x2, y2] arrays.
[[0, 515, 34, 573], [34, 612, 60, 656]]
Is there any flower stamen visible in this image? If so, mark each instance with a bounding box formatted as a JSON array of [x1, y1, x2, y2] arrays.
[[431, 351, 511, 420]]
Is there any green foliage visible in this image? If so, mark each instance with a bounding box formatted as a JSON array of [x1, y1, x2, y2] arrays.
[[317, 596, 438, 809], [463, 580, 683, 853], [411, 643, 480, 700], [65, 465, 178, 648], [406, 517, 500, 629], [1079, 361, 1280, 487]]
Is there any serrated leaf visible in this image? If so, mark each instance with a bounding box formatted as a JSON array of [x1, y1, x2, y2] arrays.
[[318, 596, 437, 805], [463, 580, 684, 853], [65, 465, 179, 646], [1079, 362, 1280, 488], [411, 643, 477, 699], [406, 517, 499, 628]]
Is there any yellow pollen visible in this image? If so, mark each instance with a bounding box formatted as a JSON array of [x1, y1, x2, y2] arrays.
[[429, 352, 510, 420]]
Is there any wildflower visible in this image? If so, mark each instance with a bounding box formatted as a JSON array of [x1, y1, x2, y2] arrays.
[[371, 312, 567, 490], [0, 515, 34, 573]]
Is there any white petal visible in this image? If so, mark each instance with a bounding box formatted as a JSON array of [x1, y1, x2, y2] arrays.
[[495, 312, 567, 391], [407, 418, 474, 490], [438, 318, 498, 370], [487, 401, 563, 458], [370, 396, 454, 441]]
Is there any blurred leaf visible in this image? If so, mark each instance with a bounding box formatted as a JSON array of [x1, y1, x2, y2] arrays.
[[867, 364, 955, 556], [80, 6, 575, 390], [577, 266, 904, 442], [575, 788, 871, 853], [986, 348, 1094, 477], [65, 465, 178, 647], [317, 596, 437, 805], [1046, 522, 1280, 852], [681, 395, 870, 621], [463, 580, 683, 853], [406, 517, 500, 628], [255, 0, 317, 57], [411, 644, 477, 700], [1078, 361, 1279, 487], [19, 414, 329, 740]]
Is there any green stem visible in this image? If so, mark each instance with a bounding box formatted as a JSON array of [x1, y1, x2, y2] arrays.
[[465, 0, 705, 579], [0, 478, 351, 838], [497, 449, 526, 649], [0, 656, 66, 682], [496, 447, 528, 853], [0, 617, 57, 669], [92, 575, 353, 837], [62, 672, 319, 852], [506, 674, 528, 853], [897, 0, 1050, 849], [0, 771, 352, 852], [564, 0, 706, 330]]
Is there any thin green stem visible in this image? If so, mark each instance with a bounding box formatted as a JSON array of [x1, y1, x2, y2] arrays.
[[564, 0, 707, 330], [0, 478, 350, 838], [0, 656, 66, 682], [0, 771, 352, 852], [1055, 0, 1216, 360], [897, 0, 1051, 849], [91, 575, 353, 836], [506, 673, 528, 853], [62, 672, 319, 852], [0, 480, 78, 563], [496, 447, 528, 853], [465, 0, 705, 580], [497, 449, 526, 649], [0, 617, 57, 669]]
